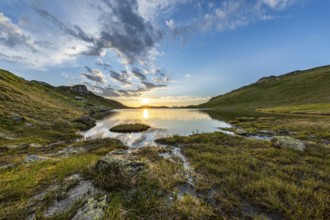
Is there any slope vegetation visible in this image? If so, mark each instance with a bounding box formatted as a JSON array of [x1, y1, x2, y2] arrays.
[[200, 65, 330, 113]]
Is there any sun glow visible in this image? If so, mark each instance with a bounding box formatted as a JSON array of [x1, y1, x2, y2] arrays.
[[142, 98, 150, 105]]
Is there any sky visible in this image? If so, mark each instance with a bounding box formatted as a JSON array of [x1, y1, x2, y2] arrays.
[[0, 0, 329, 107]]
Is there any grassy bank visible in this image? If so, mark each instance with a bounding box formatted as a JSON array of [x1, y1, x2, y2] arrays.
[[157, 132, 330, 219], [110, 123, 150, 133]]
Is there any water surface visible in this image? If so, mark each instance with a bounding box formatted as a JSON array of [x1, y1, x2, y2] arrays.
[[83, 109, 231, 147]]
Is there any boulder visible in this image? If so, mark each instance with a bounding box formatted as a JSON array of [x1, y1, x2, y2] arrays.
[[74, 116, 96, 127], [96, 150, 144, 178], [71, 196, 107, 220], [271, 136, 305, 152]]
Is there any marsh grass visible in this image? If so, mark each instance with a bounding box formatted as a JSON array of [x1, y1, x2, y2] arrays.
[[110, 123, 150, 133], [157, 132, 330, 219]]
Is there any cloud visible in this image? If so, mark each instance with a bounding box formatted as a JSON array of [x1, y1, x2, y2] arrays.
[[0, 12, 37, 53], [166, 19, 175, 29], [141, 81, 166, 89], [81, 66, 106, 83], [131, 68, 147, 81], [110, 70, 131, 85]]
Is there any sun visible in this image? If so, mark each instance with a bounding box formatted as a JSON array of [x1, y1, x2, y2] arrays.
[[142, 98, 150, 105]]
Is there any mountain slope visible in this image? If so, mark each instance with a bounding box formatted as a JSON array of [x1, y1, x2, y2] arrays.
[[0, 69, 124, 141], [200, 65, 330, 111]]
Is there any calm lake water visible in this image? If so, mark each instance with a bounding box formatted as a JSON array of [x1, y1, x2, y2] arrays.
[[83, 109, 231, 148]]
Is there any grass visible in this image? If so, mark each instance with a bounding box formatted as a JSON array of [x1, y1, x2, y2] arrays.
[[199, 65, 330, 109], [110, 123, 150, 133], [259, 103, 330, 115], [0, 139, 127, 219], [156, 132, 330, 219]]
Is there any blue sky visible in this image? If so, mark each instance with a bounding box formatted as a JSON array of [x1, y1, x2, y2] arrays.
[[0, 0, 329, 106]]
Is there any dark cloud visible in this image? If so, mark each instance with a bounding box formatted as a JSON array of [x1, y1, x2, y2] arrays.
[[110, 70, 131, 85], [33, 0, 163, 65], [141, 81, 166, 89], [131, 68, 147, 81], [0, 13, 37, 52], [81, 66, 106, 83]]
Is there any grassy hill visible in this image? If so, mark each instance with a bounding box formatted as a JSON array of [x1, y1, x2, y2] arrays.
[[0, 69, 124, 144], [199, 65, 330, 114]]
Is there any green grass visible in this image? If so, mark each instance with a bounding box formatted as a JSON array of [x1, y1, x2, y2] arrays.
[[0, 139, 127, 219], [259, 103, 330, 115], [199, 65, 330, 110], [110, 123, 151, 133], [156, 132, 330, 219]]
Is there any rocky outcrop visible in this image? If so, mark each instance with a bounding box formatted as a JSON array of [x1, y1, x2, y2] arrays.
[[70, 85, 90, 95], [73, 115, 96, 128], [271, 136, 305, 151], [236, 128, 248, 136]]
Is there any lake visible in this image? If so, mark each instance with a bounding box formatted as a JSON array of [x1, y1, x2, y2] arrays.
[[83, 109, 231, 148]]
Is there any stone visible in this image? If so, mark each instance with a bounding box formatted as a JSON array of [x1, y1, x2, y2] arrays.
[[24, 122, 33, 127], [271, 136, 305, 152], [0, 163, 15, 170], [12, 114, 25, 121], [73, 116, 96, 127], [321, 139, 330, 145], [29, 143, 43, 148], [25, 155, 50, 163], [258, 130, 276, 136], [236, 128, 248, 135], [71, 196, 107, 220], [96, 149, 144, 178], [70, 85, 90, 95], [75, 96, 85, 101], [55, 146, 85, 156]]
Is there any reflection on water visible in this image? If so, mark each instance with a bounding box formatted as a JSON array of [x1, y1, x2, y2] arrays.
[[83, 109, 231, 148]]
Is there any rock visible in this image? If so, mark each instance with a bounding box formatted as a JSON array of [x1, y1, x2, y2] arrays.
[[75, 96, 85, 101], [55, 146, 85, 156], [236, 128, 248, 135], [71, 196, 107, 220], [25, 155, 50, 163], [24, 122, 33, 127], [12, 114, 25, 121], [271, 136, 305, 151], [0, 163, 15, 170], [70, 85, 90, 95], [258, 130, 276, 136], [321, 139, 330, 145], [96, 149, 144, 178], [29, 143, 43, 148], [73, 116, 96, 127], [6, 143, 29, 149]]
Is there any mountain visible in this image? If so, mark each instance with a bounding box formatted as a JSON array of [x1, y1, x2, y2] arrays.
[[0, 69, 125, 138], [199, 65, 330, 113]]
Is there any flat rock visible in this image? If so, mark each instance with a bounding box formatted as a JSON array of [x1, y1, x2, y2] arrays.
[[271, 136, 305, 152], [25, 154, 50, 163]]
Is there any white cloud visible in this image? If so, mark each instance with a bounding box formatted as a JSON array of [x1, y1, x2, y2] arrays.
[[166, 19, 175, 29]]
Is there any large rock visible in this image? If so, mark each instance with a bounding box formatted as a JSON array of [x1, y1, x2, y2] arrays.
[[96, 150, 144, 177], [74, 116, 96, 127], [271, 136, 305, 151]]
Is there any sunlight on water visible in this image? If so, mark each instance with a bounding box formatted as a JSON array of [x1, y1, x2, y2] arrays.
[[83, 109, 231, 148]]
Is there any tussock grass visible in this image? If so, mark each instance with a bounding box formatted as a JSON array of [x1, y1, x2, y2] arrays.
[[157, 132, 330, 219]]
